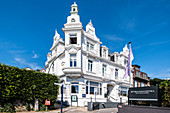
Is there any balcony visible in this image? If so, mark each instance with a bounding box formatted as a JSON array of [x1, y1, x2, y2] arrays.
[[63, 67, 82, 78], [134, 75, 149, 81]]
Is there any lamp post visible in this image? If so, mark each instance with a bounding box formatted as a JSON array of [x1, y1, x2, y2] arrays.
[[54, 83, 63, 113]]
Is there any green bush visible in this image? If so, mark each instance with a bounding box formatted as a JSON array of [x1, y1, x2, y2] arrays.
[[0, 63, 59, 110], [40, 104, 46, 111], [3, 103, 15, 113]]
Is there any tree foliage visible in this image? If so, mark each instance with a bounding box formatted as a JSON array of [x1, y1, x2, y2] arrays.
[[150, 78, 164, 86], [159, 80, 170, 107], [0, 63, 59, 108]]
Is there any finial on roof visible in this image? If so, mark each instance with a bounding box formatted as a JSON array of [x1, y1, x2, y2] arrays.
[[55, 29, 58, 35], [54, 29, 60, 40], [123, 44, 128, 52], [88, 19, 93, 27]]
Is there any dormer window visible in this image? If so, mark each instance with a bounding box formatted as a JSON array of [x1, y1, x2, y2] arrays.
[[70, 34, 77, 44], [110, 55, 115, 62]]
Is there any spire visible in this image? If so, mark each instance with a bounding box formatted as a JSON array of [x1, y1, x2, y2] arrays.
[[70, 2, 79, 15], [123, 44, 128, 52], [88, 20, 93, 27], [54, 29, 60, 41]]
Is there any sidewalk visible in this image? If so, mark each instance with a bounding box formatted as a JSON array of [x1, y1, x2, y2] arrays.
[[17, 107, 118, 113]]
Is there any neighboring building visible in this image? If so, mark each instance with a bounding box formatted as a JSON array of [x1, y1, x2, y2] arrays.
[[132, 65, 150, 87], [40, 68, 46, 73], [45, 2, 133, 106], [23, 67, 33, 71]]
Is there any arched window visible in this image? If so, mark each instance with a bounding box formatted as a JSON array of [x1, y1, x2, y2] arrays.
[[71, 82, 79, 93]]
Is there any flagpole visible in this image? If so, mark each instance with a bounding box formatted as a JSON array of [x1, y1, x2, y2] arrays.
[[129, 42, 131, 87]]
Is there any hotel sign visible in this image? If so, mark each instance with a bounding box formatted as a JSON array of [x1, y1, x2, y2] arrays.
[[128, 86, 159, 101]]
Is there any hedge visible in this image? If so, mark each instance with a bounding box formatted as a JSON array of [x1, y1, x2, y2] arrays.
[[0, 63, 59, 108]]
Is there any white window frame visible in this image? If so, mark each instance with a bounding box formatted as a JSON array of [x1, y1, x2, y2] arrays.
[[70, 54, 77, 67], [88, 60, 93, 72], [115, 69, 118, 79], [71, 82, 79, 93], [103, 49, 106, 58], [102, 64, 107, 76], [70, 34, 77, 44], [87, 42, 94, 51], [86, 81, 102, 95]]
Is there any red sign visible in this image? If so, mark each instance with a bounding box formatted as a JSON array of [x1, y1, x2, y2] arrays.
[[45, 99, 50, 105]]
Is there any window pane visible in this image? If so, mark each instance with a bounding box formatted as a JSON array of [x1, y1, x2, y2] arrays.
[[86, 81, 88, 85], [90, 87, 94, 94], [100, 88, 102, 95], [90, 81, 98, 87], [70, 60, 73, 67], [74, 60, 76, 67], [70, 37, 77, 44], [71, 85, 79, 93], [87, 43, 89, 51], [86, 86, 88, 94], [70, 54, 76, 58]]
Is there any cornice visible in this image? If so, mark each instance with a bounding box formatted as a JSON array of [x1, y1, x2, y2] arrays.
[[65, 45, 81, 51], [82, 50, 126, 69]]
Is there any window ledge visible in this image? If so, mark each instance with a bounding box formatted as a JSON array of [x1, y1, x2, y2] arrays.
[[86, 71, 96, 74]]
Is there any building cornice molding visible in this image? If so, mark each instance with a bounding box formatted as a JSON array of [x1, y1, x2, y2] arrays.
[[65, 45, 81, 51], [82, 50, 126, 69]]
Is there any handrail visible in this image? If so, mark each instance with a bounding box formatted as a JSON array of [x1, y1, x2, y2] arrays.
[[108, 95, 118, 101]]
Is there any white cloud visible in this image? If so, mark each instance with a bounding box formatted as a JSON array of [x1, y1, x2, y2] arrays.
[[149, 69, 170, 79], [14, 57, 41, 70], [103, 35, 124, 41], [32, 51, 38, 58]]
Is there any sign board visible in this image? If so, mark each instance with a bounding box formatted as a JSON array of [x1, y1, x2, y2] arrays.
[[71, 95, 78, 106], [128, 86, 159, 101], [82, 94, 86, 98], [45, 99, 50, 105]]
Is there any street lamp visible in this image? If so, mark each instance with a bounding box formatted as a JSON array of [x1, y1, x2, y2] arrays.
[[54, 83, 63, 113]]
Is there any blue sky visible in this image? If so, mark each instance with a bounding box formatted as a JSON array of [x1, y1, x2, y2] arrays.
[[0, 0, 170, 79]]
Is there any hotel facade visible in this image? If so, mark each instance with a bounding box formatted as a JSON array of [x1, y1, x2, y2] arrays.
[[45, 2, 133, 106]]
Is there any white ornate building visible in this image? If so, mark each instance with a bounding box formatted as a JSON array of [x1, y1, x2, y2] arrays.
[[45, 2, 133, 106]]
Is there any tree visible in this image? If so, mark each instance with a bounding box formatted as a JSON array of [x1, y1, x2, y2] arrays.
[[150, 78, 164, 86], [159, 80, 170, 107]]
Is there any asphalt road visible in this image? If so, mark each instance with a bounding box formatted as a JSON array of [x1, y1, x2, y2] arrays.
[[17, 107, 118, 113]]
